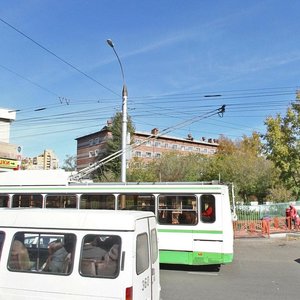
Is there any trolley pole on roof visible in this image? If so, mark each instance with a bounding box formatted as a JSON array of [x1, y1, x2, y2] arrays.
[[107, 39, 128, 183]]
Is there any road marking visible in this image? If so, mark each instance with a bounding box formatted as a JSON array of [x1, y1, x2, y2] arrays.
[[187, 272, 219, 276]]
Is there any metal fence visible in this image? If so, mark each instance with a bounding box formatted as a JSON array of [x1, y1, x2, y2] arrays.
[[233, 202, 300, 238], [235, 202, 300, 221]]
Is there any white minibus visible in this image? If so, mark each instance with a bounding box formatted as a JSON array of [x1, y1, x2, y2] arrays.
[[0, 209, 160, 300]]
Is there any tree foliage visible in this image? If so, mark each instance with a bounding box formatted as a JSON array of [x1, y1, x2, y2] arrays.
[[61, 155, 77, 171], [128, 152, 210, 182], [127, 133, 280, 204], [204, 134, 277, 204], [263, 101, 300, 198], [93, 112, 135, 181]]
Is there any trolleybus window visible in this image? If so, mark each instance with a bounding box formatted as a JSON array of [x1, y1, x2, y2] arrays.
[[80, 234, 121, 278], [200, 194, 216, 223], [46, 194, 77, 208], [0, 195, 9, 207], [80, 194, 115, 209], [12, 194, 43, 208], [117, 194, 155, 212], [158, 195, 197, 225], [136, 233, 149, 275], [7, 232, 76, 274]]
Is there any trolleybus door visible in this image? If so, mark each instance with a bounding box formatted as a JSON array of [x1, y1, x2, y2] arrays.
[[193, 194, 224, 265]]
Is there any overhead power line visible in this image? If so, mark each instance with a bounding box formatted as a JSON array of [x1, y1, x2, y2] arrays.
[[0, 64, 61, 97], [70, 105, 226, 181], [0, 17, 119, 97]]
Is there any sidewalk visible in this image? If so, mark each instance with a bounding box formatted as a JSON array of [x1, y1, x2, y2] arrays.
[[234, 231, 300, 240], [233, 217, 300, 239]]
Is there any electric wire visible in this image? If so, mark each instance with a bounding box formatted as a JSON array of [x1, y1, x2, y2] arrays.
[[70, 105, 226, 180], [0, 17, 119, 97]]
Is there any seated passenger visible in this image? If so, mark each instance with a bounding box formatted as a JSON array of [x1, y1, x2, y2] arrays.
[[44, 240, 69, 273], [178, 211, 197, 224], [8, 239, 31, 270], [202, 205, 213, 217], [96, 244, 119, 276], [82, 236, 107, 260]]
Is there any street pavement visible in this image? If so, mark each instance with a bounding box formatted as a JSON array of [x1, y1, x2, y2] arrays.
[[160, 235, 300, 300]]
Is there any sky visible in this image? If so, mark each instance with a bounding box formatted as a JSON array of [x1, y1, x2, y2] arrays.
[[0, 0, 300, 165]]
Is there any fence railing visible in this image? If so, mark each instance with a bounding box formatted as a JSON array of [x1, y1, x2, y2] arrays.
[[233, 202, 300, 238]]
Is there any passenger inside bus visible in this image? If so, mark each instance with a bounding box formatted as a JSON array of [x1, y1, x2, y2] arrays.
[[178, 211, 197, 224], [80, 235, 120, 277], [202, 204, 213, 217], [43, 240, 70, 273], [201, 197, 216, 223], [158, 207, 172, 224], [96, 244, 119, 276], [8, 233, 31, 271], [82, 236, 107, 260]]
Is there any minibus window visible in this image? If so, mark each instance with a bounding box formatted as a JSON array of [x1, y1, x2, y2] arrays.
[[8, 232, 76, 274], [200, 194, 216, 223], [80, 234, 121, 278], [136, 233, 149, 275], [158, 194, 197, 225], [80, 194, 115, 209], [12, 194, 43, 208], [150, 229, 158, 264], [0, 231, 5, 259]]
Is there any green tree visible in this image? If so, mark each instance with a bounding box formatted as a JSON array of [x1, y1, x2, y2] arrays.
[[265, 183, 293, 203], [263, 100, 300, 198], [152, 152, 206, 182], [128, 152, 211, 182], [61, 155, 77, 171], [127, 158, 158, 182], [206, 134, 277, 204], [93, 112, 135, 181]]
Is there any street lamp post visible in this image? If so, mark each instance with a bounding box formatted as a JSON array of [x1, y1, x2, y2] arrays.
[[107, 39, 128, 183]]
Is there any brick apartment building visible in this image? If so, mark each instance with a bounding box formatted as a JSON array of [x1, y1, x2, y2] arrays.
[[76, 122, 219, 171]]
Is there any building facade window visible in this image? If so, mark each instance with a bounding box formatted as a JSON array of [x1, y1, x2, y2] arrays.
[[135, 151, 142, 157]]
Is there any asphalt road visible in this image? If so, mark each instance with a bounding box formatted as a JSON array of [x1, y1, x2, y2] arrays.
[[160, 235, 300, 300]]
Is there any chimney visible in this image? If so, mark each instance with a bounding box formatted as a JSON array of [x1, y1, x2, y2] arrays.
[[187, 133, 193, 141], [151, 128, 159, 135]]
